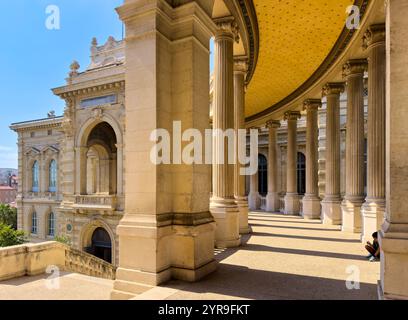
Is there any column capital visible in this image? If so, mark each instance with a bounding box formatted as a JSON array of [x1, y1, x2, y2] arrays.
[[266, 120, 281, 129], [303, 99, 322, 111], [342, 59, 368, 78], [246, 126, 261, 134], [214, 16, 239, 42], [322, 82, 345, 97], [284, 111, 301, 121], [363, 23, 386, 50], [234, 57, 248, 74]]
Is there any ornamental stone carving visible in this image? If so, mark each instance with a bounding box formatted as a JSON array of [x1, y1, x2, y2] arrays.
[[322, 82, 345, 97], [363, 23, 386, 50], [342, 59, 368, 78]]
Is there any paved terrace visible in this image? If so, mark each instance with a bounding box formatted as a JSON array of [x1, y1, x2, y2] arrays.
[[0, 212, 379, 300]]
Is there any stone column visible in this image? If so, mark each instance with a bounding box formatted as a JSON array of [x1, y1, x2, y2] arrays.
[[233, 57, 251, 234], [284, 111, 301, 215], [302, 99, 322, 219], [210, 17, 241, 248], [341, 59, 367, 233], [379, 0, 408, 299], [321, 83, 344, 225], [266, 120, 281, 212], [361, 24, 386, 243], [75, 146, 88, 195], [248, 127, 260, 211], [113, 0, 217, 299]]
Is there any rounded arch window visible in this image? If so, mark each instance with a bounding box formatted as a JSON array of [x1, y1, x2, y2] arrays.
[[31, 212, 38, 234], [32, 161, 39, 192], [48, 212, 55, 237], [49, 159, 57, 192]]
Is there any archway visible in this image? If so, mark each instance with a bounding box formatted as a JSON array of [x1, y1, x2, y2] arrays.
[[297, 152, 306, 195], [85, 227, 112, 263]]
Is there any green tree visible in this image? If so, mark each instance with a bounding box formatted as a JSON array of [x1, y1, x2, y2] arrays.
[[0, 204, 17, 229], [0, 223, 26, 247]]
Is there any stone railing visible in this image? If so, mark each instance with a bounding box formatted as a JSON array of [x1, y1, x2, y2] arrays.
[[0, 242, 116, 281], [65, 246, 115, 280]]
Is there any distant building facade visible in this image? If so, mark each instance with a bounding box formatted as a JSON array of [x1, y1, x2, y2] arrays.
[[10, 37, 125, 264]]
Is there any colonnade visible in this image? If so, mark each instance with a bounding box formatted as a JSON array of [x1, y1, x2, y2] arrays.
[[246, 24, 386, 244]]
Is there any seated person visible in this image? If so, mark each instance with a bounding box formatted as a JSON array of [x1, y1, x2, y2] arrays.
[[365, 231, 380, 262]]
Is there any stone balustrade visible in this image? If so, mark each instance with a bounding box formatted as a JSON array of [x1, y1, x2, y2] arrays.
[[0, 241, 116, 281]]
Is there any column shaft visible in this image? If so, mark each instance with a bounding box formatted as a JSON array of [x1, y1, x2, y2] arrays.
[[284, 111, 301, 215], [302, 100, 321, 219], [266, 121, 281, 212], [321, 83, 344, 225], [234, 58, 251, 234], [341, 59, 367, 233], [362, 24, 386, 242], [210, 17, 241, 248]]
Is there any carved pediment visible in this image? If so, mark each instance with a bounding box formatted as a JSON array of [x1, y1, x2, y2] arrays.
[[25, 147, 41, 156]]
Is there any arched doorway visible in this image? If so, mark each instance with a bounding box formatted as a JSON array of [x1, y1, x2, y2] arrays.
[[258, 154, 268, 196], [297, 152, 306, 195], [85, 227, 112, 263]]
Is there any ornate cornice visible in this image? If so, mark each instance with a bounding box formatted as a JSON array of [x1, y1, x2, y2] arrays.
[[237, 0, 259, 84], [246, 0, 369, 122], [54, 80, 125, 99], [342, 59, 368, 78], [322, 82, 345, 97], [303, 99, 322, 111], [363, 23, 386, 50], [284, 111, 301, 121], [10, 117, 63, 132]]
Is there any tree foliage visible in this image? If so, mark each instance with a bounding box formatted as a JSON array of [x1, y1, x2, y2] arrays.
[[0, 204, 17, 229], [0, 223, 26, 247]]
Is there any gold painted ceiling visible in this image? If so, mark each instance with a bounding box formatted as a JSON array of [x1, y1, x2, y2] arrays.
[[245, 0, 354, 117]]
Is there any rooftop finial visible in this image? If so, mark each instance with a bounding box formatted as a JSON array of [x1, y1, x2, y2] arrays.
[[47, 110, 56, 118], [91, 37, 98, 47], [69, 60, 80, 77]]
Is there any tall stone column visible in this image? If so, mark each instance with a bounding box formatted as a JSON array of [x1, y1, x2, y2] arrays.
[[379, 0, 408, 299], [233, 57, 251, 234], [361, 24, 386, 243], [284, 111, 301, 215], [113, 0, 217, 299], [75, 146, 88, 195], [266, 120, 281, 212], [248, 163, 260, 211], [341, 59, 367, 233], [321, 83, 344, 225], [302, 99, 321, 219], [210, 17, 241, 248]]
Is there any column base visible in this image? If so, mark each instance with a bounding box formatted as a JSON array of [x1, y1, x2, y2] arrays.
[[341, 198, 364, 233], [111, 214, 216, 299], [379, 222, 408, 300], [248, 192, 260, 211], [210, 199, 241, 248], [284, 193, 300, 215], [236, 197, 252, 235], [266, 192, 280, 213], [302, 195, 321, 220], [321, 197, 342, 225], [362, 200, 386, 243]]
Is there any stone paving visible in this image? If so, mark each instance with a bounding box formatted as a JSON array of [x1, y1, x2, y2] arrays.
[[0, 212, 379, 300]]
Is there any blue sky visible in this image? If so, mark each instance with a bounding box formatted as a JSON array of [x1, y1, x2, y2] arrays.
[[0, 0, 124, 168], [0, 0, 215, 169]]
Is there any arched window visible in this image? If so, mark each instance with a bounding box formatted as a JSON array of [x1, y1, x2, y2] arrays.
[[258, 154, 268, 196], [297, 152, 306, 195], [32, 161, 39, 192], [31, 212, 38, 234], [49, 160, 57, 192], [48, 212, 55, 237]]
